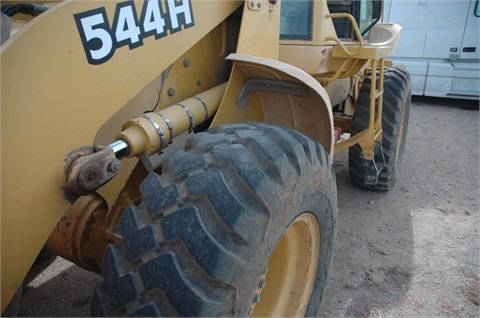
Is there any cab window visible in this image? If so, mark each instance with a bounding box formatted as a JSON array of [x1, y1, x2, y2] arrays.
[[280, 0, 313, 40], [327, 0, 382, 39]]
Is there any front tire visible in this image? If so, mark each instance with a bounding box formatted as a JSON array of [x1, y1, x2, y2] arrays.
[[92, 122, 337, 316]]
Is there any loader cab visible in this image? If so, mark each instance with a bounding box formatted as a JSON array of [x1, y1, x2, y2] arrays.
[[279, 0, 382, 42], [278, 0, 391, 111], [278, 0, 386, 102]]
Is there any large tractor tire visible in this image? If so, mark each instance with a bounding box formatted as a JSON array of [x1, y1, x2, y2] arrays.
[[349, 66, 411, 191], [92, 122, 337, 317]]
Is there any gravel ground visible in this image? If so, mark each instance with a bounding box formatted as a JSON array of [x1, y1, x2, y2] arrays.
[[13, 96, 480, 317]]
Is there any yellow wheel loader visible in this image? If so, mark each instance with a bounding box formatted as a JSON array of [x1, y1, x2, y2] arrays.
[[1, 0, 410, 315]]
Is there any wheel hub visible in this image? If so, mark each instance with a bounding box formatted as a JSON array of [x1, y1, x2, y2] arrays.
[[250, 213, 321, 317]]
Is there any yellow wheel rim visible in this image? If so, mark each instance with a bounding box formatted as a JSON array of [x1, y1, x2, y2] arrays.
[[251, 213, 321, 317]]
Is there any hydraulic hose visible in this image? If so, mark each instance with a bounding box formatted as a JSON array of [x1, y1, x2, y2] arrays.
[[1, 4, 50, 17]]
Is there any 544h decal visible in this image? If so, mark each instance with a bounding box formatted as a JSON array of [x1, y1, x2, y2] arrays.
[[74, 0, 194, 65]]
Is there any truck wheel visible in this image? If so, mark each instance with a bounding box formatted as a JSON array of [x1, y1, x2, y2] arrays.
[[349, 66, 411, 191], [92, 122, 337, 317]]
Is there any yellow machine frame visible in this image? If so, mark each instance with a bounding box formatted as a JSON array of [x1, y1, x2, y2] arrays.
[[1, 0, 401, 311]]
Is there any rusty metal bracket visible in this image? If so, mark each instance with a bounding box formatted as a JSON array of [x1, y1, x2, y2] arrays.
[[62, 145, 121, 202], [45, 193, 108, 272]]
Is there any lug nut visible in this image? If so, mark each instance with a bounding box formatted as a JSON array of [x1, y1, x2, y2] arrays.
[[258, 279, 266, 289]]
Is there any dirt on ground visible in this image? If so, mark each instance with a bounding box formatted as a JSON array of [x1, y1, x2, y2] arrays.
[[319, 97, 479, 317], [12, 96, 480, 317]]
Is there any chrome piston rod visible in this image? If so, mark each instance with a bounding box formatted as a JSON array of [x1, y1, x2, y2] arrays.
[[108, 139, 129, 157]]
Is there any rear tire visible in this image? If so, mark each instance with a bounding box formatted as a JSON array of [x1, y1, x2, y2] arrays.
[[92, 122, 337, 316], [349, 66, 411, 191]]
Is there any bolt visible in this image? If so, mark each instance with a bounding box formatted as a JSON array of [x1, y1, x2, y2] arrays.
[[253, 293, 261, 303], [250, 0, 254, 8], [257, 1, 261, 8], [196, 79, 201, 86], [107, 159, 121, 173], [167, 88, 176, 97], [258, 279, 266, 289], [247, 307, 253, 316], [183, 58, 191, 67]]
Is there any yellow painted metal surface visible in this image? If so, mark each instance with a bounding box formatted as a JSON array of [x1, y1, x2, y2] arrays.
[[251, 213, 320, 316], [213, 53, 334, 159], [1, 0, 241, 310], [94, 23, 233, 209], [235, 0, 280, 59], [118, 83, 227, 157], [334, 59, 386, 157]]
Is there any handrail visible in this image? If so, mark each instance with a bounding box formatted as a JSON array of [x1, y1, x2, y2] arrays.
[[325, 13, 364, 56]]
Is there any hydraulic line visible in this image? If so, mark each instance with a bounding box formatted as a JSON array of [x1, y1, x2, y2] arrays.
[[111, 83, 227, 158], [1, 4, 50, 17]]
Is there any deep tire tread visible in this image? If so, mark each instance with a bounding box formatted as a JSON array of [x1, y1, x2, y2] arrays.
[[93, 122, 337, 317]]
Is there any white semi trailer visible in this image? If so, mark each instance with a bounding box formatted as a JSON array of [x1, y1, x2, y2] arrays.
[[383, 0, 479, 100]]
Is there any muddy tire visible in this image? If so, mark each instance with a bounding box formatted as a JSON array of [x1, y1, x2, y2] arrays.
[[349, 66, 411, 191], [92, 122, 337, 317]]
